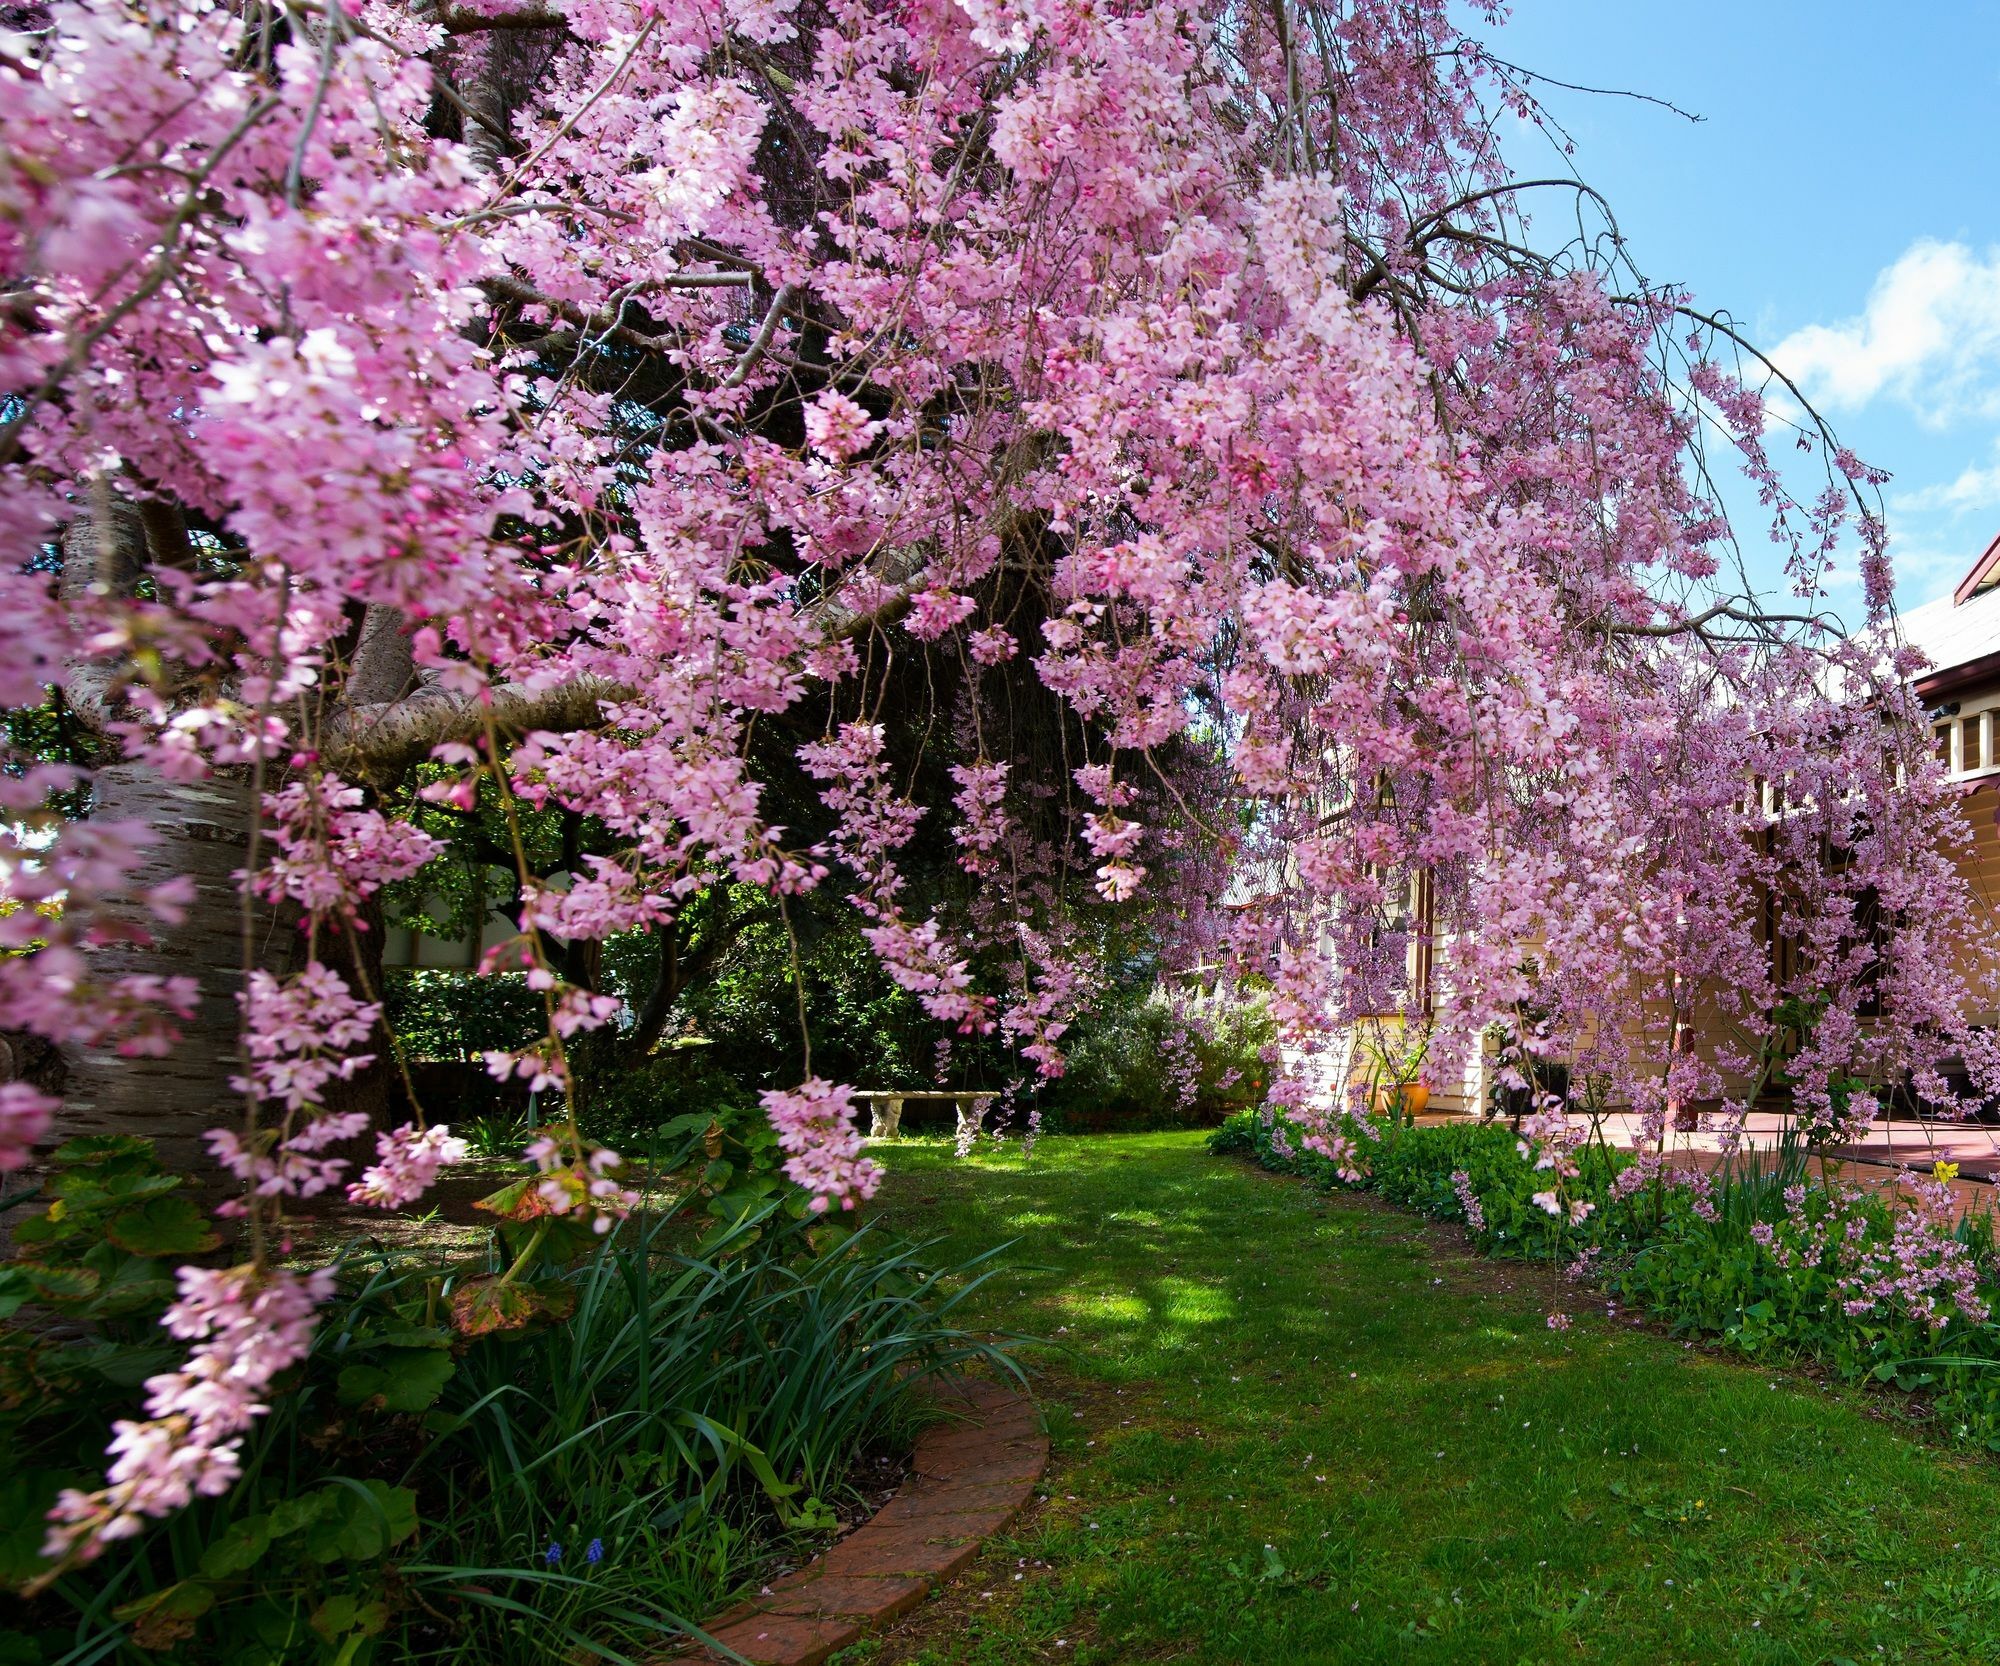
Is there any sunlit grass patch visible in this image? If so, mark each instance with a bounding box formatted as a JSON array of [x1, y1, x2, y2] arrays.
[[839, 1131, 2000, 1666]]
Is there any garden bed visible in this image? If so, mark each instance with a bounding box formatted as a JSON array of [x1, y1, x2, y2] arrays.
[[1212, 1107, 2000, 1449], [681, 1378, 1047, 1666], [0, 1134, 1020, 1664]]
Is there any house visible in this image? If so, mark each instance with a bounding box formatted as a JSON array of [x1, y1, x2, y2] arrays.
[[1896, 532, 2000, 1042], [1297, 539, 2000, 1126], [1907, 530, 2000, 786]]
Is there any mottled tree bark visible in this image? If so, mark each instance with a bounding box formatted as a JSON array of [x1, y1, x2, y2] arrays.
[[58, 764, 266, 1169], [51, 500, 272, 1164]]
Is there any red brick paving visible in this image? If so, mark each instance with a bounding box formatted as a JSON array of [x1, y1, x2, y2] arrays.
[[668, 1377, 1046, 1666]]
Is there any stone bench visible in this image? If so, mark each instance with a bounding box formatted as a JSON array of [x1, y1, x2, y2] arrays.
[[850, 1090, 997, 1141]]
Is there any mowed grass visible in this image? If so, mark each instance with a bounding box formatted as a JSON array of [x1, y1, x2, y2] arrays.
[[832, 1131, 2000, 1666]]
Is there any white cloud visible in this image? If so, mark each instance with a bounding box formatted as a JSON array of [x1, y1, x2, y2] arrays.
[[1893, 442, 2000, 516], [1771, 239, 2000, 423]]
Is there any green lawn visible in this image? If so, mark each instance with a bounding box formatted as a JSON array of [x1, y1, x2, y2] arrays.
[[833, 1131, 2000, 1665]]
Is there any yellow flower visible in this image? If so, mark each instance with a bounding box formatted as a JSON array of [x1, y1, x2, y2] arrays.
[[1935, 1161, 1960, 1184]]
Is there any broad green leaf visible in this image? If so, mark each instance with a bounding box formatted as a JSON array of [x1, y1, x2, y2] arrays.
[[49, 1134, 154, 1167], [84, 1254, 179, 1318], [269, 1490, 338, 1539], [105, 1195, 221, 1256], [449, 1275, 577, 1337], [8, 1212, 69, 1248], [471, 1175, 545, 1222], [16, 1263, 99, 1302], [309, 1595, 358, 1639], [97, 1172, 184, 1204], [448, 1277, 535, 1337], [707, 1180, 777, 1222], [72, 1340, 180, 1388], [199, 1514, 274, 1579], [303, 1483, 419, 1563], [337, 1348, 456, 1413]]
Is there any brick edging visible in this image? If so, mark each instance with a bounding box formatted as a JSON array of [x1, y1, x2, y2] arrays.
[[670, 1377, 1047, 1666]]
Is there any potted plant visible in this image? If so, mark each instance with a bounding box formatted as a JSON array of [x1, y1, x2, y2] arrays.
[[1360, 1020, 1432, 1126]]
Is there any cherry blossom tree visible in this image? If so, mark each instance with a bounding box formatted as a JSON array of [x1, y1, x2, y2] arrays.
[[3, 0, 1992, 1561]]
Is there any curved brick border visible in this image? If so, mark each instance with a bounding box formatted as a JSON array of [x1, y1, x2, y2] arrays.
[[670, 1378, 1047, 1665]]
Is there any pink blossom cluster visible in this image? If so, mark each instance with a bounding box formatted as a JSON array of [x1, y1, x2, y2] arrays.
[[206, 1111, 370, 1209], [760, 1079, 882, 1213], [949, 762, 1012, 877], [1450, 1169, 1486, 1233], [1749, 1177, 1986, 1334], [1836, 1176, 1988, 1333], [1517, 1105, 1594, 1226], [44, 1266, 336, 1563], [233, 965, 381, 1113], [483, 1043, 570, 1097], [254, 783, 444, 919], [348, 1123, 473, 1210]]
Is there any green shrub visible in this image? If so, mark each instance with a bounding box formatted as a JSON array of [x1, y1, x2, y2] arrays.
[[569, 1043, 750, 1152], [1, 1139, 1019, 1663], [1041, 990, 1273, 1132], [384, 971, 543, 1064]]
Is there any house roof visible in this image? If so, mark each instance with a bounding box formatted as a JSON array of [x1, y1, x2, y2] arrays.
[[1904, 534, 2000, 700]]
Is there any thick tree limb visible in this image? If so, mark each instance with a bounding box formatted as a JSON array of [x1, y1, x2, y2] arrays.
[[327, 675, 629, 781]]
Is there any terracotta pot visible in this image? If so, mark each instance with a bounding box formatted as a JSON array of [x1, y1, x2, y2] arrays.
[[1370, 1081, 1430, 1120]]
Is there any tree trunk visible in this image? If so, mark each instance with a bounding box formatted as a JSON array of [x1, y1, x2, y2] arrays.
[[44, 29, 526, 1162], [59, 763, 271, 1171], [53, 502, 276, 1167]]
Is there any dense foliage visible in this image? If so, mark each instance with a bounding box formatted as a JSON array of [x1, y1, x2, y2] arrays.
[[387, 928, 1275, 1138], [1037, 987, 1274, 1133], [0, 1133, 1014, 1661]]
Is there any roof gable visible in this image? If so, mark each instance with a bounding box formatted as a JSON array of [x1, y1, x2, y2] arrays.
[[1954, 528, 2000, 607]]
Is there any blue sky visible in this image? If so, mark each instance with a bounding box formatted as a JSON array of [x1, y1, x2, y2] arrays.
[[1475, 0, 2000, 617]]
